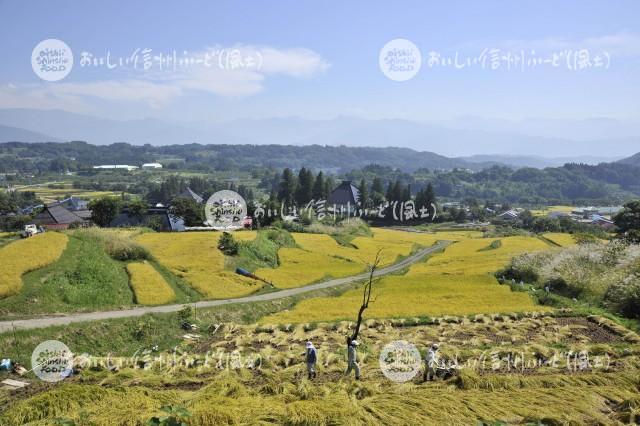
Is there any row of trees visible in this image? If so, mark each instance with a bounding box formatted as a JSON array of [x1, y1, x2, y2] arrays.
[[270, 168, 437, 212]]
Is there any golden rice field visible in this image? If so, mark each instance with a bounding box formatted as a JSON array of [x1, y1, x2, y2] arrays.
[[0, 232, 68, 297], [530, 205, 575, 216], [16, 185, 124, 203], [255, 247, 364, 289], [126, 261, 176, 305], [135, 231, 260, 299], [543, 232, 577, 247], [3, 315, 639, 425], [263, 235, 552, 323], [254, 229, 475, 289]]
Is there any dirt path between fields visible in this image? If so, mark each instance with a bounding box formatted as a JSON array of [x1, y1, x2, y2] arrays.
[[0, 241, 449, 333]]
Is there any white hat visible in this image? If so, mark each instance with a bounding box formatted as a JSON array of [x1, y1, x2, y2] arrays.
[[306, 341, 313, 348], [351, 340, 359, 346], [431, 343, 439, 350]]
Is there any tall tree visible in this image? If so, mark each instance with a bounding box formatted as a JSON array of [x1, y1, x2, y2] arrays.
[[371, 177, 385, 206], [358, 178, 369, 209], [89, 197, 122, 227], [169, 198, 204, 227], [295, 167, 314, 206], [614, 200, 640, 243], [312, 171, 325, 201], [278, 168, 297, 209]]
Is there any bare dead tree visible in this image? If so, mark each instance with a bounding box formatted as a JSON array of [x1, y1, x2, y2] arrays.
[[350, 249, 382, 343]]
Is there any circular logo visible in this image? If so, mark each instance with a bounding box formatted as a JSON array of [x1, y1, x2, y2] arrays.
[[31, 340, 74, 382], [31, 39, 74, 82], [378, 39, 421, 82], [379, 340, 422, 382], [204, 190, 247, 231]]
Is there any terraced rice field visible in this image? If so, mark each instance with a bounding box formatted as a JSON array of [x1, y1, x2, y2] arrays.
[[126, 261, 176, 305], [263, 235, 552, 323], [254, 229, 473, 289], [543, 232, 577, 247], [15, 184, 125, 203], [0, 232, 68, 297], [255, 247, 364, 288], [136, 232, 260, 299]]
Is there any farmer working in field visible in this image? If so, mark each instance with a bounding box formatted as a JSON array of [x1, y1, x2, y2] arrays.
[[344, 337, 361, 380], [304, 341, 317, 379], [424, 343, 440, 381]]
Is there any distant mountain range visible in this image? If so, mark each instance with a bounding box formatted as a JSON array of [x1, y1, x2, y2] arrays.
[[618, 152, 640, 168], [0, 108, 638, 168], [0, 124, 60, 143]]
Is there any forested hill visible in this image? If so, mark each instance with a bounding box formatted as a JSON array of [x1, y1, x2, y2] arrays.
[[618, 152, 640, 167], [1, 141, 639, 205], [345, 163, 640, 205], [0, 141, 479, 173]]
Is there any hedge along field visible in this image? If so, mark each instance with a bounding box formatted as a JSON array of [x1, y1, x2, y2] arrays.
[[543, 232, 577, 247], [0, 232, 68, 297], [126, 261, 176, 305], [262, 235, 551, 323], [135, 231, 260, 299]]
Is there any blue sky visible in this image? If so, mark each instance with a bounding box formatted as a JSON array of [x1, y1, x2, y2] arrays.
[[1, 0, 639, 123]]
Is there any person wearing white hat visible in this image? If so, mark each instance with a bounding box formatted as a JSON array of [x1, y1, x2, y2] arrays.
[[424, 343, 440, 381], [304, 341, 317, 379], [344, 337, 361, 380]]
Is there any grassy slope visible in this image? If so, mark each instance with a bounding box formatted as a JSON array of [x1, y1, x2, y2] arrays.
[[0, 233, 132, 318], [0, 232, 200, 319]]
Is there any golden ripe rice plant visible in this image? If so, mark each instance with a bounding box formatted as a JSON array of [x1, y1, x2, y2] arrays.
[[126, 261, 176, 305], [0, 232, 68, 297]]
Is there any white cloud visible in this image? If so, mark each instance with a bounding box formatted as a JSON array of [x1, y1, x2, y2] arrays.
[[0, 45, 330, 109], [258, 47, 330, 77]]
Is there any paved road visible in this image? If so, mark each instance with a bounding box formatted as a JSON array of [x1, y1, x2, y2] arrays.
[[0, 241, 449, 333]]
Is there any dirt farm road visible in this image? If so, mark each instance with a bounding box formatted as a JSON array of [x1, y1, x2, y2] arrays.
[[0, 241, 449, 333]]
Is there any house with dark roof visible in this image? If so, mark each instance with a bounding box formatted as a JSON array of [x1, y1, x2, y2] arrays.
[[34, 204, 88, 230], [51, 196, 88, 211], [497, 210, 519, 221], [328, 181, 360, 212]]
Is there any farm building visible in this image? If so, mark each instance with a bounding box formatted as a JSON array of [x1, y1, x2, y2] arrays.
[[328, 180, 360, 211], [50, 196, 88, 211], [92, 165, 139, 171], [497, 210, 519, 221], [142, 163, 163, 169], [34, 204, 89, 230]]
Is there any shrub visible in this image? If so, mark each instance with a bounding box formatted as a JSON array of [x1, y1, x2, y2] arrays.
[[218, 232, 239, 256], [75, 228, 150, 261], [604, 274, 640, 319]]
